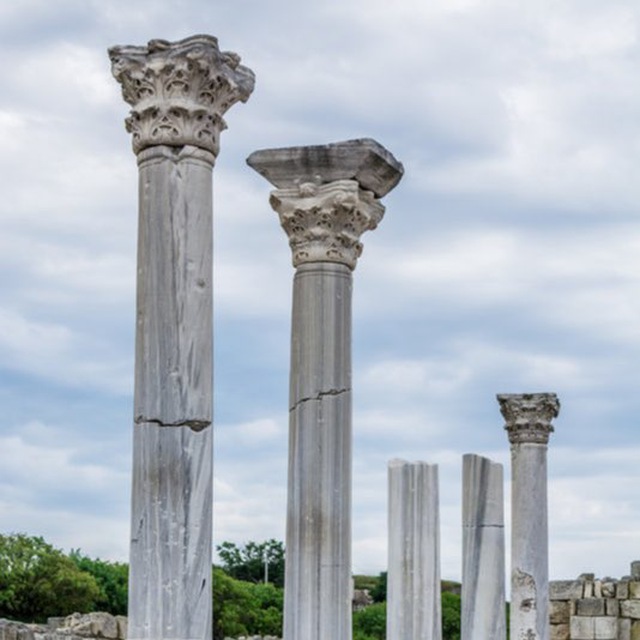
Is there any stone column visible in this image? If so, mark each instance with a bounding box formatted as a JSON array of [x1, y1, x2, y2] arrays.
[[387, 459, 441, 640], [108, 36, 254, 640], [247, 139, 403, 640], [461, 454, 506, 640], [498, 393, 560, 640]]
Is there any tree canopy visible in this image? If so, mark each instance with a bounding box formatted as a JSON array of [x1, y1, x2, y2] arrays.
[[216, 539, 285, 587]]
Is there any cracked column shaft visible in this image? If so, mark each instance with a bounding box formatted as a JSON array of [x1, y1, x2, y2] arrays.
[[109, 35, 254, 640], [498, 393, 560, 640], [248, 139, 403, 640]]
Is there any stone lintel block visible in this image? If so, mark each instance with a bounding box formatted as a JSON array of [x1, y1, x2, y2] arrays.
[[550, 600, 572, 624], [551, 579, 585, 600], [577, 598, 606, 616], [629, 582, 640, 599], [572, 616, 596, 640], [246, 138, 404, 198], [551, 623, 570, 640], [608, 599, 621, 617], [621, 600, 640, 619], [631, 562, 640, 579], [631, 620, 640, 640], [619, 618, 631, 640], [595, 617, 618, 640]]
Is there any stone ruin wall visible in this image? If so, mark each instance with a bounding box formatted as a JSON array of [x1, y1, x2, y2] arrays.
[[551, 561, 640, 640]]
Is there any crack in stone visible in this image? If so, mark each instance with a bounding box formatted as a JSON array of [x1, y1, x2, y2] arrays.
[[289, 387, 351, 412], [135, 415, 211, 432]]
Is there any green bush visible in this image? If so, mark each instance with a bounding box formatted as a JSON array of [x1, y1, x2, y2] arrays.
[[353, 602, 386, 640], [69, 552, 128, 615], [0, 533, 100, 622]]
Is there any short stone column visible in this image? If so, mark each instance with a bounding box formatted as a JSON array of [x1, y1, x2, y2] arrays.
[[387, 459, 441, 640], [498, 393, 560, 640], [109, 35, 254, 640], [461, 454, 506, 640], [247, 139, 403, 640]]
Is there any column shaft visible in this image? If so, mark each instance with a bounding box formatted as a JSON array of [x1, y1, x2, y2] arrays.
[[461, 454, 506, 640], [511, 443, 549, 640], [285, 262, 352, 640], [129, 146, 214, 640], [498, 392, 559, 640], [387, 460, 441, 640]]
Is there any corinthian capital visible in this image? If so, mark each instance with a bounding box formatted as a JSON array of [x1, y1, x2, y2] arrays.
[[269, 180, 384, 269], [109, 34, 255, 156], [497, 393, 560, 445], [247, 139, 403, 269]]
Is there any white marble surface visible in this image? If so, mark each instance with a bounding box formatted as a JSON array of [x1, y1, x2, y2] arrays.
[[387, 459, 441, 640], [499, 393, 560, 640], [284, 262, 353, 640], [461, 454, 506, 640], [128, 145, 214, 640]]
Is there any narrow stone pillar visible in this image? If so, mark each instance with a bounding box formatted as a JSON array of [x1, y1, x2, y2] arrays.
[[461, 454, 506, 640], [498, 393, 560, 640], [247, 140, 403, 640], [109, 36, 254, 640], [387, 459, 441, 640]]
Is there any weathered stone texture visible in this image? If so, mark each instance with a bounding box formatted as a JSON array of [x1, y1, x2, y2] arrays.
[[578, 600, 606, 617], [551, 601, 572, 624]]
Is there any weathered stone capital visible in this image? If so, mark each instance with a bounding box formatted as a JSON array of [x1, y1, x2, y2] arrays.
[[269, 180, 384, 269], [247, 139, 403, 269], [498, 393, 560, 445], [109, 34, 255, 156]]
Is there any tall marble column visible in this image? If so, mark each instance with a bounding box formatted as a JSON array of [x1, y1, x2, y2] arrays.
[[461, 454, 506, 640], [387, 459, 441, 640], [109, 36, 254, 640], [247, 139, 403, 640], [498, 393, 560, 640]]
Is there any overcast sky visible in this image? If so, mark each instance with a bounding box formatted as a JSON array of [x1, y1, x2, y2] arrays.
[[1, 0, 639, 587]]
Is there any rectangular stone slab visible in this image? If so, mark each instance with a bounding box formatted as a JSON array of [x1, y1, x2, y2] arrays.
[[246, 138, 404, 198]]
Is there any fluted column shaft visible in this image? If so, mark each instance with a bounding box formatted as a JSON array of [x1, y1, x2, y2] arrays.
[[461, 454, 506, 640], [387, 460, 441, 640], [247, 139, 403, 640], [498, 393, 560, 640], [109, 35, 253, 640], [287, 261, 353, 640]]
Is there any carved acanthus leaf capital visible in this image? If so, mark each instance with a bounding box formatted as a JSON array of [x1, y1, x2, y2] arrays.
[[109, 34, 255, 156], [498, 393, 560, 445], [269, 180, 385, 270]]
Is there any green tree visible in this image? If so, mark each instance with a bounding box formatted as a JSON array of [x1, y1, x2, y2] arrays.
[[0, 533, 100, 622], [69, 552, 128, 615], [216, 539, 285, 587], [212, 568, 283, 640], [353, 602, 386, 640], [442, 591, 461, 640], [370, 571, 387, 603]]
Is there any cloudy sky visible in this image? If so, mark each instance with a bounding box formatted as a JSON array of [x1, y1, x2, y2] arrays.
[[1, 0, 639, 589]]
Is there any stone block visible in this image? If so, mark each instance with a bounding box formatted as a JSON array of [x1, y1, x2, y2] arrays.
[[551, 600, 572, 624], [595, 617, 618, 640], [620, 582, 630, 599], [631, 562, 640, 579], [585, 581, 595, 597], [631, 620, 640, 640], [572, 616, 596, 640], [577, 598, 606, 616], [629, 583, 640, 599], [619, 618, 631, 640], [595, 581, 603, 598], [621, 600, 640, 619], [607, 599, 621, 616], [551, 624, 570, 640], [603, 582, 617, 598], [115, 617, 127, 640], [552, 579, 585, 600]]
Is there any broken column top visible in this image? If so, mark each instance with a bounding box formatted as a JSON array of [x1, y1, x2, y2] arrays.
[[108, 34, 255, 156], [246, 138, 404, 198], [498, 392, 560, 445]]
